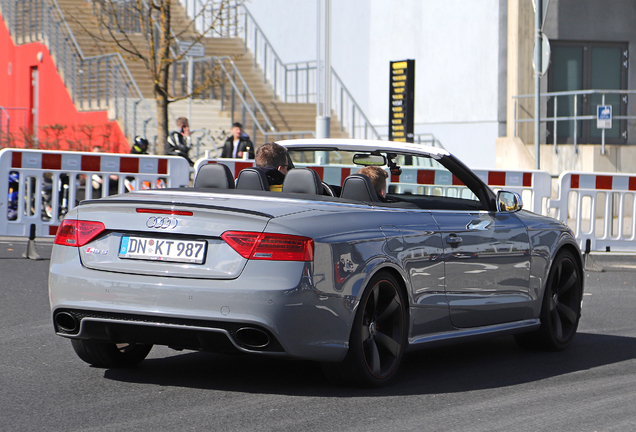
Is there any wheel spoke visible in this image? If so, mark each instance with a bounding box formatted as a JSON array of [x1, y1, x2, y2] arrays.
[[557, 271, 577, 296], [371, 285, 380, 314], [376, 332, 401, 357], [556, 302, 578, 325], [555, 261, 563, 286], [364, 338, 382, 375], [551, 307, 563, 340], [362, 324, 371, 341], [376, 296, 400, 324]]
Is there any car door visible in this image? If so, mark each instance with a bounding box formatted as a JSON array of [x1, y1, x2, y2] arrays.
[[433, 210, 531, 328]]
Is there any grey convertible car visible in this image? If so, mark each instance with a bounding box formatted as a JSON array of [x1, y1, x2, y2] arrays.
[[49, 139, 584, 387]]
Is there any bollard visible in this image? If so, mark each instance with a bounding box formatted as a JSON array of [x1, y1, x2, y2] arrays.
[[22, 224, 42, 260]]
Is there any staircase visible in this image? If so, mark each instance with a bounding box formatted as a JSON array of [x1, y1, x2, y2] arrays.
[[52, 0, 347, 153]]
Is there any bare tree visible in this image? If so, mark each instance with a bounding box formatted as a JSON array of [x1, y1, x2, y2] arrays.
[[74, 0, 238, 154]]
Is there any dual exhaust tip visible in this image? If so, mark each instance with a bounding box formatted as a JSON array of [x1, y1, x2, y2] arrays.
[[54, 311, 79, 334], [54, 311, 272, 350], [235, 327, 270, 349]]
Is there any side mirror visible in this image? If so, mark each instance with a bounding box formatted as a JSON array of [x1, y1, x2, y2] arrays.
[[497, 191, 523, 212]]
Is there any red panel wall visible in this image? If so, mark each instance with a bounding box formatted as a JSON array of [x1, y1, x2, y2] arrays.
[[0, 16, 129, 152]]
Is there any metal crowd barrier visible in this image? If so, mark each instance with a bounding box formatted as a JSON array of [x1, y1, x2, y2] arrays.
[[193, 158, 552, 215], [0, 149, 191, 239], [549, 171, 636, 252], [8, 151, 636, 253]]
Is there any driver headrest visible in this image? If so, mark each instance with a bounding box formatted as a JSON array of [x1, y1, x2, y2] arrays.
[[282, 169, 323, 194], [340, 174, 380, 202]]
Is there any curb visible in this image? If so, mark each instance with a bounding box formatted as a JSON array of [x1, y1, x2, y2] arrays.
[[585, 252, 636, 272]]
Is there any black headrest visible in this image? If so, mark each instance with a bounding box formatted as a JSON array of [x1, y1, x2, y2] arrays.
[[282, 168, 323, 194], [194, 163, 235, 189], [235, 167, 270, 190], [340, 174, 380, 202]]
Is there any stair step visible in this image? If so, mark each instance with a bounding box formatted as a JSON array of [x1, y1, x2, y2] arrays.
[[46, 0, 350, 144]]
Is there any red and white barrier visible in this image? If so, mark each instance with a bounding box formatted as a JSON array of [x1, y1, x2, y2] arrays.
[[1, 148, 191, 238], [471, 168, 552, 215], [194, 158, 551, 214], [549, 171, 636, 251]]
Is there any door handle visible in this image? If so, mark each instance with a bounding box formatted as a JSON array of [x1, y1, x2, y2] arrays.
[[446, 234, 463, 246]]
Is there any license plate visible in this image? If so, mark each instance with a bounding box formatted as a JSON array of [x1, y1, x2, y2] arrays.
[[119, 236, 207, 264]]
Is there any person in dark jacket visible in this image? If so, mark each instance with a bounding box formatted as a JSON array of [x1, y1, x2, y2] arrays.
[[166, 117, 194, 166], [221, 122, 254, 159], [130, 136, 149, 154]]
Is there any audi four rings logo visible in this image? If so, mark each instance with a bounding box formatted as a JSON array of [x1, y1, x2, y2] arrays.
[[146, 216, 179, 229]]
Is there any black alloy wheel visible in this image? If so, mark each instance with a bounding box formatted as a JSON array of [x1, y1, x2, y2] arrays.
[[323, 272, 407, 387], [515, 249, 583, 350]]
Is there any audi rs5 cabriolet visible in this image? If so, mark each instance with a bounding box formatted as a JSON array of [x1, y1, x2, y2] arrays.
[[49, 139, 584, 386]]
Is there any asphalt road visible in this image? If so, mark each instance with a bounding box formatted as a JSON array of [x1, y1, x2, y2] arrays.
[[1, 238, 635, 432]]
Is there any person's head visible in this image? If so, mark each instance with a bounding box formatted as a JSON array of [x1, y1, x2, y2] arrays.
[[134, 136, 149, 152], [255, 142, 290, 175], [357, 166, 388, 198], [176, 117, 189, 133], [231, 122, 243, 140]]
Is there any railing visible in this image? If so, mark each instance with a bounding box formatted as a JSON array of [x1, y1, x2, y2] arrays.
[[182, 0, 242, 37], [190, 128, 220, 158], [238, 5, 381, 140], [0, 0, 156, 143], [513, 89, 636, 154], [177, 2, 379, 140], [377, 133, 446, 149]]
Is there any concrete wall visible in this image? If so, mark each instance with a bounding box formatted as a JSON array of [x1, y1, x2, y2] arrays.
[[245, 0, 505, 168], [0, 18, 128, 152]]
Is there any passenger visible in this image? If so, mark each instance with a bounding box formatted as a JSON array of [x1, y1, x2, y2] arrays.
[[255, 142, 291, 192], [221, 122, 255, 159], [357, 166, 389, 201]]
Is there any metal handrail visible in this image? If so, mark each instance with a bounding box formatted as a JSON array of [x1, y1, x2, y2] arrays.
[[377, 133, 446, 149], [331, 68, 381, 140], [0, 0, 156, 143], [190, 128, 220, 158], [513, 89, 636, 154], [182, 2, 379, 141]]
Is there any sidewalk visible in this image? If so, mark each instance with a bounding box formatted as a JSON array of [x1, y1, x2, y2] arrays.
[[585, 252, 636, 272]]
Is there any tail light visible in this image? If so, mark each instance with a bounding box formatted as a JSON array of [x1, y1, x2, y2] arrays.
[[222, 231, 314, 262], [54, 220, 106, 247]]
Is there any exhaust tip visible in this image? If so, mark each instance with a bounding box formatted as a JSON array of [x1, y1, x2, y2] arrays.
[[235, 327, 270, 349], [55, 311, 79, 334]]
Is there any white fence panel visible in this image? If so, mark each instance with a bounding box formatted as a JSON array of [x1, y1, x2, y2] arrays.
[[1, 149, 191, 238], [549, 171, 636, 252]]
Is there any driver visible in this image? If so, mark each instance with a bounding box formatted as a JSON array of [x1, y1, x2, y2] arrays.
[[357, 166, 389, 201], [255, 142, 291, 192]]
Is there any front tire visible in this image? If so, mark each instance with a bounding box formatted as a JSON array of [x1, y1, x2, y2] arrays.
[[71, 340, 152, 368], [323, 272, 407, 387], [515, 249, 583, 351]]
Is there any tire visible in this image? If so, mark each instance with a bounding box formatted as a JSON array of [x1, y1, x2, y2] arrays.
[[323, 272, 407, 387], [71, 339, 152, 368], [515, 249, 583, 351]]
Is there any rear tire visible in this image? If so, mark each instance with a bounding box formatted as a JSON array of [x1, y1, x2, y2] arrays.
[[71, 339, 152, 368], [515, 249, 583, 351], [323, 272, 407, 387]]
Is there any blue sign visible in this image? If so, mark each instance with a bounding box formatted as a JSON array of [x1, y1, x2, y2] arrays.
[[597, 105, 612, 129]]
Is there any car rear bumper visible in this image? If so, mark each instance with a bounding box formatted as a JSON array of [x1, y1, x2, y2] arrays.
[[49, 246, 353, 362]]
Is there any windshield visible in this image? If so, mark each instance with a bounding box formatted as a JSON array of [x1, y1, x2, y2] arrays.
[[287, 149, 481, 204]]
